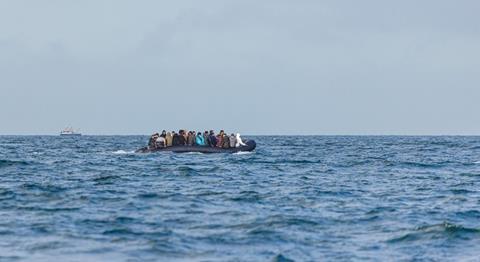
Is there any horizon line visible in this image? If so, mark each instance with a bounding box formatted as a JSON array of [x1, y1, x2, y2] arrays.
[[1, 133, 480, 137]]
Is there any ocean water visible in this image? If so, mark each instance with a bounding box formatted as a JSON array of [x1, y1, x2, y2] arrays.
[[1, 136, 480, 261]]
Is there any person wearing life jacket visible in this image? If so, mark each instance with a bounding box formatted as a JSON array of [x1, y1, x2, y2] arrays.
[[196, 132, 205, 146], [235, 133, 246, 147]]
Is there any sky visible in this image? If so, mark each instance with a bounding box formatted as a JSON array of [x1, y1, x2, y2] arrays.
[[0, 0, 479, 135]]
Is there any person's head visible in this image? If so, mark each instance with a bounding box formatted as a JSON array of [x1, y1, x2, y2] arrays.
[[220, 130, 224, 135], [167, 132, 171, 136], [204, 131, 208, 134], [197, 132, 201, 136], [231, 133, 235, 137], [236, 133, 241, 138], [161, 130, 166, 134]]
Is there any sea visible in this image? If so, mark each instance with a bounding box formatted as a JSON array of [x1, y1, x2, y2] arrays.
[[1, 135, 480, 261]]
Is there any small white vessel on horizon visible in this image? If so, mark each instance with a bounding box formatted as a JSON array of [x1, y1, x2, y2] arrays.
[[60, 127, 82, 136]]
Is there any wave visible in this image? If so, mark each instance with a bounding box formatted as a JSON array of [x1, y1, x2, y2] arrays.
[[93, 175, 121, 184], [182, 152, 205, 155], [233, 151, 254, 155], [230, 190, 262, 202], [387, 222, 480, 244], [112, 150, 135, 155], [459, 172, 480, 177], [21, 183, 67, 194], [137, 192, 161, 199], [175, 166, 200, 176], [394, 161, 448, 169], [272, 254, 295, 262], [0, 159, 30, 168]]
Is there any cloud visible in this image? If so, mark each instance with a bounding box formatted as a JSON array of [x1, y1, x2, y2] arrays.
[[0, 1, 479, 134]]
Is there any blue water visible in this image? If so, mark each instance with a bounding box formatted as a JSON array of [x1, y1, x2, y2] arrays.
[[1, 136, 480, 261]]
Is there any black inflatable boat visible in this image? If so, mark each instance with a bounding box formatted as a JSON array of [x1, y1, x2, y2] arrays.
[[136, 140, 256, 154]]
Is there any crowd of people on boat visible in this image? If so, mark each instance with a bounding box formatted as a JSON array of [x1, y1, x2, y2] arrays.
[[148, 130, 246, 149]]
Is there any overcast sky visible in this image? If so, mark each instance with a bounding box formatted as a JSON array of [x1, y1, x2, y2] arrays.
[[0, 0, 479, 135]]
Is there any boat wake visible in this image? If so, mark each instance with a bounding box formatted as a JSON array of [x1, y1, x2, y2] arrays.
[[233, 151, 254, 155], [182, 152, 205, 155]]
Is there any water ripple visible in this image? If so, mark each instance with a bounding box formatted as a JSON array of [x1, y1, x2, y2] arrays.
[[1, 135, 480, 260]]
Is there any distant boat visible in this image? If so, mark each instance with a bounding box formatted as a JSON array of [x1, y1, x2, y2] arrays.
[[60, 127, 82, 136]]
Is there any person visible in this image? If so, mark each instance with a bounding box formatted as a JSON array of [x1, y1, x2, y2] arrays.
[[155, 135, 166, 147], [148, 133, 159, 149], [208, 130, 217, 147], [165, 132, 173, 147], [172, 131, 179, 146], [177, 130, 187, 146], [235, 133, 246, 147], [192, 132, 197, 145], [196, 132, 205, 145], [203, 131, 210, 146], [229, 133, 236, 148], [222, 133, 230, 148], [216, 130, 225, 148], [160, 130, 167, 138], [187, 131, 195, 146], [182, 130, 188, 143]]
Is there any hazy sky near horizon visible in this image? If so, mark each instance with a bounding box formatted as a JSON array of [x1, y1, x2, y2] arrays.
[[1, 0, 479, 135]]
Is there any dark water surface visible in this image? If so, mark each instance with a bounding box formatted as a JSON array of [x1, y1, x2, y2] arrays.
[[1, 136, 480, 261]]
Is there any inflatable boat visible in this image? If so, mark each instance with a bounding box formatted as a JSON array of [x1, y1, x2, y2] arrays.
[[136, 140, 256, 154]]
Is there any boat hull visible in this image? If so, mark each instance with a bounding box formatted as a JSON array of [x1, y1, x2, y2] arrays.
[[136, 140, 256, 154], [60, 133, 82, 136]]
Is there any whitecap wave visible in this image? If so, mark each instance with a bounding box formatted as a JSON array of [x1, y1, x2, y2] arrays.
[[233, 151, 254, 155], [112, 150, 135, 155], [183, 152, 204, 155]]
